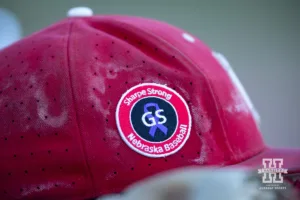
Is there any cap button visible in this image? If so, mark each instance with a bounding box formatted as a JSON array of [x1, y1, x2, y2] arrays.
[[67, 7, 93, 17]]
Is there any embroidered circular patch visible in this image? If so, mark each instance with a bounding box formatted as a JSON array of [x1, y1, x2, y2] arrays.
[[116, 83, 192, 158]]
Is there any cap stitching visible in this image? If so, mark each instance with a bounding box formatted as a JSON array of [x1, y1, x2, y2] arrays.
[[135, 22, 235, 160], [94, 18, 234, 159], [66, 20, 97, 196], [117, 20, 234, 158], [87, 19, 182, 70]]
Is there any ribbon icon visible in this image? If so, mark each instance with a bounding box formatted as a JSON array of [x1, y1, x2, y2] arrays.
[[143, 103, 168, 137]]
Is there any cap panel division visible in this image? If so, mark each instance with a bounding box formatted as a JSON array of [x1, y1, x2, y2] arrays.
[[67, 16, 234, 195], [117, 16, 265, 163], [0, 19, 94, 199]]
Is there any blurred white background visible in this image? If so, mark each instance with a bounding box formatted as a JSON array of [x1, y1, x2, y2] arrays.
[[1, 0, 299, 147]]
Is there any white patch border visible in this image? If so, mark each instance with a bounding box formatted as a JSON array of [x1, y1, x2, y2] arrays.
[[115, 83, 192, 158]]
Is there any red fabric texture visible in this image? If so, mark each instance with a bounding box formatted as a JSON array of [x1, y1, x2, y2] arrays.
[[0, 16, 299, 200]]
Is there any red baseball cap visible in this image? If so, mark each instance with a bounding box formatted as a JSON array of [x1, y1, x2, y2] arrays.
[[1, 7, 299, 200]]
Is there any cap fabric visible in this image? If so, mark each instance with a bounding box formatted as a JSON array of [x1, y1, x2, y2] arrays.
[[0, 11, 299, 200]]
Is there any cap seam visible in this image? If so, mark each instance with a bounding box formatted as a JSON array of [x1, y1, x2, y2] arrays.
[[113, 19, 234, 160], [226, 145, 266, 166], [80, 17, 234, 166], [66, 19, 97, 197], [120, 21, 235, 158]]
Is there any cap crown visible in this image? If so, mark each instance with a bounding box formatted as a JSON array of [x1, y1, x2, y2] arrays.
[[0, 16, 264, 199]]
